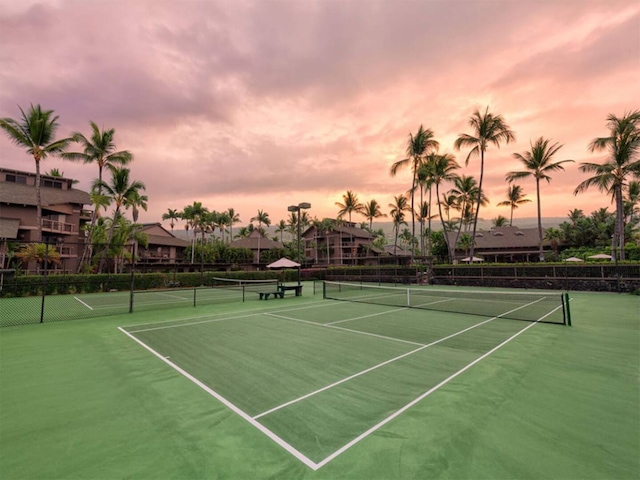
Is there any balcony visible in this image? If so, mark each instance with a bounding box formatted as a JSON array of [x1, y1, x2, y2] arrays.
[[41, 219, 75, 234], [80, 209, 93, 219]]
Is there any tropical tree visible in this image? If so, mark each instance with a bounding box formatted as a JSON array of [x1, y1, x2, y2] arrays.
[[428, 152, 460, 262], [226, 208, 241, 242], [567, 208, 584, 226], [544, 227, 563, 255], [162, 208, 180, 232], [497, 184, 531, 226], [63, 121, 133, 194], [507, 137, 573, 260], [76, 189, 111, 272], [124, 190, 148, 223], [15, 242, 61, 273], [93, 167, 146, 273], [251, 209, 270, 263], [624, 180, 640, 225], [361, 199, 387, 231], [492, 215, 509, 227], [447, 174, 483, 253], [275, 220, 288, 243], [454, 106, 515, 259], [0, 104, 74, 240], [575, 110, 640, 260], [389, 195, 410, 255], [335, 190, 364, 226], [181, 202, 208, 263], [390, 125, 439, 261]]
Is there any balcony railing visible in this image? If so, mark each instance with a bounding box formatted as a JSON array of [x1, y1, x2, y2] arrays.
[[41, 219, 75, 234]]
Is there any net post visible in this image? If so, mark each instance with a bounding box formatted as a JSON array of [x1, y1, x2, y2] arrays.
[[564, 292, 572, 326], [242, 285, 245, 302], [193, 287, 197, 307], [406, 287, 410, 307], [323, 281, 326, 299]]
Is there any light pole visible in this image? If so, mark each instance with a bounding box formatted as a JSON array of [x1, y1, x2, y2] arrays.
[[288, 202, 311, 285]]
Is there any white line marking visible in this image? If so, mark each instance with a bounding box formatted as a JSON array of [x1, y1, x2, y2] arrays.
[[313, 303, 564, 469], [117, 326, 319, 470], [254, 313, 497, 419], [265, 312, 425, 346], [73, 296, 94, 310], [326, 306, 410, 325]]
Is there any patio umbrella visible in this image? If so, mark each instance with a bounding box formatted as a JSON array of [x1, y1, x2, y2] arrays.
[[587, 254, 613, 260], [564, 257, 584, 262], [461, 256, 484, 262], [266, 257, 301, 269]]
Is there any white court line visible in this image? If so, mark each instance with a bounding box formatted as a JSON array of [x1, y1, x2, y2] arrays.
[[313, 303, 564, 469], [121, 296, 553, 470], [254, 312, 499, 419], [265, 312, 425, 347], [122, 299, 338, 332], [118, 326, 319, 470], [73, 296, 94, 310], [326, 306, 411, 325]]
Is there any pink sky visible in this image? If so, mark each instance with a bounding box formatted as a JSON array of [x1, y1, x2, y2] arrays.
[[1, 0, 638, 230]]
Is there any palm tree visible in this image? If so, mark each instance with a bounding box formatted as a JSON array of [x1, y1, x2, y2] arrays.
[[454, 106, 515, 259], [429, 152, 460, 262], [544, 227, 563, 255], [162, 208, 180, 232], [507, 137, 573, 261], [567, 208, 584, 226], [391, 125, 439, 262], [492, 215, 509, 227], [16, 242, 61, 273], [227, 208, 241, 242], [124, 190, 147, 223], [575, 110, 640, 260], [275, 219, 288, 243], [389, 195, 410, 255], [624, 180, 640, 225], [335, 190, 364, 226], [0, 104, 74, 241], [76, 189, 111, 273], [497, 184, 531, 226], [93, 166, 146, 273], [63, 121, 133, 194], [448, 175, 483, 252], [361, 199, 387, 231], [251, 210, 270, 263]]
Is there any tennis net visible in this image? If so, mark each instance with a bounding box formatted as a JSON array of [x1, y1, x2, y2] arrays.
[[210, 277, 279, 293], [323, 281, 569, 325]]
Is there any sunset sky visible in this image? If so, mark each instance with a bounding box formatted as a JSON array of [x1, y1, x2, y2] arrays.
[[1, 0, 638, 230]]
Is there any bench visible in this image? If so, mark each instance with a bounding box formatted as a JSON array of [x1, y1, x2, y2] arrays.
[[259, 291, 284, 300], [278, 284, 303, 296]]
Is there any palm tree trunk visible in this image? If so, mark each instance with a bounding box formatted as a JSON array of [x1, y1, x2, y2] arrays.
[[469, 150, 485, 259], [427, 184, 433, 257], [536, 178, 543, 261], [436, 183, 453, 263], [452, 198, 466, 259], [410, 173, 416, 264], [615, 186, 625, 260], [509, 205, 514, 226], [76, 209, 97, 273], [98, 207, 120, 274], [420, 184, 425, 256], [34, 159, 43, 241]]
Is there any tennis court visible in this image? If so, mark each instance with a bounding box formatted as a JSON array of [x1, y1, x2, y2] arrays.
[[0, 282, 638, 479]]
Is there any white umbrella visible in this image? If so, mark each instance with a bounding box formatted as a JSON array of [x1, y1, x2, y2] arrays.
[[461, 256, 484, 262], [587, 254, 613, 260], [266, 257, 301, 269], [565, 257, 584, 262]]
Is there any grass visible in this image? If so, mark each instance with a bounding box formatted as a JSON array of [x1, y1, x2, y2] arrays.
[[0, 283, 638, 479]]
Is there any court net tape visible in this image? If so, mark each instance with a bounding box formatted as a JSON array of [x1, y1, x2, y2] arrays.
[[323, 281, 569, 325]]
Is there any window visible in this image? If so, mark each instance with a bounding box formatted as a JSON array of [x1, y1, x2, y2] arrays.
[[42, 179, 63, 189], [6, 174, 27, 184]]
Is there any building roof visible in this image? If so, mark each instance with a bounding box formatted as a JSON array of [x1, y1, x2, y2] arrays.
[[138, 223, 189, 247], [0, 181, 91, 207], [446, 226, 546, 251], [0, 218, 20, 239], [302, 221, 373, 239], [229, 229, 284, 250]]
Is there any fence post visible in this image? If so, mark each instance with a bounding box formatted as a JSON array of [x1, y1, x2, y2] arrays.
[[129, 243, 135, 313], [40, 240, 49, 323]]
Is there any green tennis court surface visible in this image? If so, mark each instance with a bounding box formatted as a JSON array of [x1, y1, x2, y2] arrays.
[[1, 284, 638, 479]]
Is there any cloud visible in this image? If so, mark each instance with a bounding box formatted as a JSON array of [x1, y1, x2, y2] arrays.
[[1, 0, 638, 227]]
